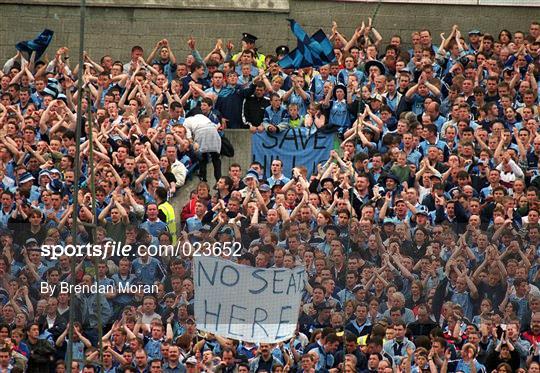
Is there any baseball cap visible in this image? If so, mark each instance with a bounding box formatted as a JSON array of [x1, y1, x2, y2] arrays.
[[219, 227, 234, 236], [371, 93, 384, 102], [19, 172, 35, 184], [271, 180, 285, 190], [38, 170, 51, 179], [383, 217, 397, 225], [259, 184, 271, 192], [243, 168, 259, 182], [25, 238, 38, 246], [416, 205, 429, 216]]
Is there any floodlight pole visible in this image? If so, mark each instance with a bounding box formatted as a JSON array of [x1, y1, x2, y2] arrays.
[[67, 0, 86, 368]]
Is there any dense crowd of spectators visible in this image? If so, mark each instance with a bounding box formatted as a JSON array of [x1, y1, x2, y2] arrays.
[[0, 15, 540, 373]]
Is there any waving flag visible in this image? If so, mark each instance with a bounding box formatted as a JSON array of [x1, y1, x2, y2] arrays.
[[278, 19, 336, 69], [16, 29, 54, 61]]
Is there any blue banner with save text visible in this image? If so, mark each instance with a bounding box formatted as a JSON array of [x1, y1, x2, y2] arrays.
[[252, 127, 333, 178]]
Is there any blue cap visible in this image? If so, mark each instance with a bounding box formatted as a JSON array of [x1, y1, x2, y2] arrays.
[[47, 179, 64, 194], [43, 78, 60, 98], [19, 172, 35, 184], [39, 169, 51, 179], [416, 205, 429, 216], [383, 217, 398, 225], [219, 227, 234, 236], [243, 168, 259, 181], [259, 184, 271, 192]]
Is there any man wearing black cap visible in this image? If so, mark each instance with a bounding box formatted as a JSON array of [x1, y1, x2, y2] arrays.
[[232, 33, 265, 70], [365, 60, 386, 81], [275, 45, 289, 60]]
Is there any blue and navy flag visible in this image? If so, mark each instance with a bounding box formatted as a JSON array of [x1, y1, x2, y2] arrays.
[[16, 29, 54, 61], [278, 19, 336, 69]]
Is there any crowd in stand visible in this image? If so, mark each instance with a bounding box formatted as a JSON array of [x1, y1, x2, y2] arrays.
[[0, 15, 540, 373]]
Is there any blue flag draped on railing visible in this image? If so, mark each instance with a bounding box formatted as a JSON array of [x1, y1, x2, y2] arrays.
[[16, 29, 54, 61], [278, 19, 336, 70]]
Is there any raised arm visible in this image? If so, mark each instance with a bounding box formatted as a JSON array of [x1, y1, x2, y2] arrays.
[[378, 192, 392, 221], [83, 51, 104, 73], [369, 19, 383, 48], [344, 23, 365, 52], [98, 200, 114, 223], [145, 40, 162, 65]]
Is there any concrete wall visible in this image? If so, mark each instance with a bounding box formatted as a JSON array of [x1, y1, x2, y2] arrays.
[[173, 129, 252, 222], [220, 129, 253, 174], [0, 0, 289, 11], [1, 1, 538, 62]]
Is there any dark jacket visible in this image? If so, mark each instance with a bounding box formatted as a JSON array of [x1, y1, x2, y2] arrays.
[[407, 320, 438, 338], [434, 201, 469, 234], [37, 313, 66, 340], [26, 338, 56, 373], [243, 94, 270, 126], [485, 349, 520, 373], [215, 84, 255, 128], [432, 277, 454, 322]]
